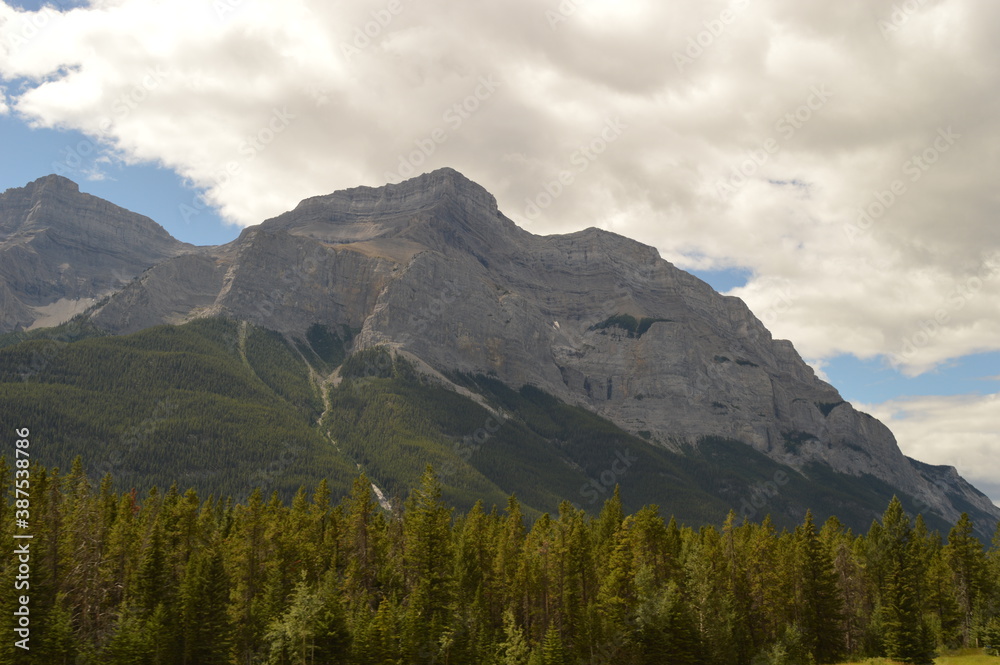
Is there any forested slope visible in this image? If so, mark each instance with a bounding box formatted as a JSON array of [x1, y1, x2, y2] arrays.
[[0, 464, 997, 664]]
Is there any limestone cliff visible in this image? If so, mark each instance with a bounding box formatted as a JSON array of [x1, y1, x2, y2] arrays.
[[7, 169, 997, 530], [0, 175, 192, 332]]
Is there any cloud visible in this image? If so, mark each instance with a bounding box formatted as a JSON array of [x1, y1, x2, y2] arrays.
[[1, 0, 1000, 380], [859, 393, 1000, 504]]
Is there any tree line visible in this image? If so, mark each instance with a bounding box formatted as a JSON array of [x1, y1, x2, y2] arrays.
[[1, 459, 998, 665]]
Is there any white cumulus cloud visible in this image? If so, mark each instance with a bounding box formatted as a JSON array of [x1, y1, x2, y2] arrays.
[[1, 0, 1000, 381], [860, 393, 1000, 505]]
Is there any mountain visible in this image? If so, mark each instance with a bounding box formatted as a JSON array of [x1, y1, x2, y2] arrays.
[[1, 169, 997, 536], [0, 174, 192, 332]]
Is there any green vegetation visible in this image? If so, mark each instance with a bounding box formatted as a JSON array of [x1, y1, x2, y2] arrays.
[[0, 464, 997, 664], [783, 429, 820, 452], [0, 319, 971, 537], [0, 318, 357, 501], [710, 354, 760, 367], [0, 316, 107, 350], [839, 653, 995, 664], [817, 400, 847, 417], [295, 322, 354, 373], [589, 313, 671, 338]]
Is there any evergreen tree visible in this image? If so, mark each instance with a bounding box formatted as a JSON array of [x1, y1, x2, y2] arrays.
[[497, 608, 531, 665], [400, 465, 454, 664], [878, 497, 935, 664], [796, 510, 844, 663], [540, 623, 567, 665], [179, 547, 232, 665], [945, 512, 987, 646], [1, 461, 997, 664], [229, 486, 269, 664], [635, 574, 700, 665], [342, 474, 382, 606]]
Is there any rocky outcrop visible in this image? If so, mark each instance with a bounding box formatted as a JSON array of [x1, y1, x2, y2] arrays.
[[9, 169, 999, 530], [0, 174, 193, 332]]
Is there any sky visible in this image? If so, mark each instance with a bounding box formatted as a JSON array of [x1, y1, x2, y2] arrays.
[[1, 0, 998, 505]]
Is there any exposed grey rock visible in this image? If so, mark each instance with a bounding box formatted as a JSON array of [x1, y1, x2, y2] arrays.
[[0, 174, 193, 332], [11, 168, 999, 530]]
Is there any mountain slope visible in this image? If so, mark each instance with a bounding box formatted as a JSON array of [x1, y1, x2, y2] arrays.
[[1, 170, 997, 536], [0, 319, 965, 535], [0, 174, 194, 332]]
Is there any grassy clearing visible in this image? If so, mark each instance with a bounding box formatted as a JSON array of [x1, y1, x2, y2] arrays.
[[838, 650, 996, 664]]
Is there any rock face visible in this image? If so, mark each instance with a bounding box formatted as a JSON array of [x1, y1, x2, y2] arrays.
[[8, 169, 999, 529], [0, 175, 193, 332]]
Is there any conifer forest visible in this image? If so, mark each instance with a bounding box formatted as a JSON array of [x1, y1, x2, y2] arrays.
[[1, 459, 998, 665]]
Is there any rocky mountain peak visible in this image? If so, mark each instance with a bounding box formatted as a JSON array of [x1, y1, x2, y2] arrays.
[[27, 173, 81, 195], [0, 175, 192, 331], [5, 168, 998, 534], [259, 167, 516, 251]]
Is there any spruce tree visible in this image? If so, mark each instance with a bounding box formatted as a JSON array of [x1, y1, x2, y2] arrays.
[[797, 510, 844, 663], [179, 547, 232, 665], [401, 465, 454, 664], [879, 497, 935, 664], [540, 623, 567, 665], [945, 512, 987, 646]]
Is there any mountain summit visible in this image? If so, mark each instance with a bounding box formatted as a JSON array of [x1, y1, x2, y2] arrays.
[[0, 174, 191, 331], [2, 169, 997, 534]]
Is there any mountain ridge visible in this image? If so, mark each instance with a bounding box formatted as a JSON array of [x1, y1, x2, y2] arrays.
[[1, 169, 997, 534], [0, 173, 193, 331]]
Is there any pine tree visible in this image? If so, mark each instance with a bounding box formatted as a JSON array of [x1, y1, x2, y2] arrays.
[[596, 515, 635, 645], [342, 474, 382, 606], [135, 522, 170, 617], [400, 465, 454, 664], [924, 548, 962, 647], [498, 608, 531, 665], [229, 486, 268, 664], [796, 510, 844, 663], [178, 546, 232, 664], [945, 512, 987, 646], [454, 500, 497, 662], [879, 497, 935, 664], [311, 571, 352, 664], [540, 623, 567, 665], [685, 524, 738, 665], [635, 574, 700, 665], [494, 494, 526, 623]]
